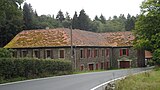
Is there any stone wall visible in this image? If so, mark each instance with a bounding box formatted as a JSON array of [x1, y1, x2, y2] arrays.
[[13, 46, 145, 71]]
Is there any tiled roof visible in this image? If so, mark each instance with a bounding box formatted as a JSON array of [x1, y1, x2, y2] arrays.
[[4, 28, 134, 48]]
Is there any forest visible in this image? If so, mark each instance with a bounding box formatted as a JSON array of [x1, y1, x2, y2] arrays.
[[0, 0, 136, 47]]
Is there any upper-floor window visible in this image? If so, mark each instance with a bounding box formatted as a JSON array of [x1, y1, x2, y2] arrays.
[[94, 49, 98, 57], [87, 49, 91, 58], [80, 49, 85, 58], [102, 49, 105, 56], [106, 49, 109, 56], [120, 48, 129, 56], [59, 50, 65, 58]]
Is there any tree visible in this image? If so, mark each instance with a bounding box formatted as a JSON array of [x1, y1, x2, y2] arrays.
[[125, 14, 136, 31], [99, 14, 106, 24], [94, 15, 100, 21], [23, 3, 34, 30], [0, 0, 24, 47], [72, 11, 79, 29], [56, 10, 65, 23], [78, 9, 91, 31], [90, 20, 104, 32], [133, 0, 160, 64], [62, 12, 71, 28]]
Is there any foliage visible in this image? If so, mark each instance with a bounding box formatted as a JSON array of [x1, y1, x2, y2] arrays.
[[0, 48, 13, 58], [23, 3, 33, 30], [0, 0, 24, 47], [72, 12, 79, 29], [133, 0, 160, 64], [0, 58, 72, 81], [153, 49, 160, 65], [56, 10, 65, 23], [99, 14, 106, 24], [125, 14, 136, 31], [115, 70, 160, 90], [78, 9, 91, 31]]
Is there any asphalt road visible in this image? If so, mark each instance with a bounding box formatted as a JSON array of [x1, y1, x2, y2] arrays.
[[0, 67, 152, 90]]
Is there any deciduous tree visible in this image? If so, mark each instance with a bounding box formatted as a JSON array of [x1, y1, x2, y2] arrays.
[[0, 0, 24, 47], [133, 0, 160, 64]]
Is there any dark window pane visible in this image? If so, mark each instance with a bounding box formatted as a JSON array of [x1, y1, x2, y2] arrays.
[[60, 50, 64, 58]]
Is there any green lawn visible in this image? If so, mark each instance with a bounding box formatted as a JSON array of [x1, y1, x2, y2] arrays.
[[115, 69, 160, 90]]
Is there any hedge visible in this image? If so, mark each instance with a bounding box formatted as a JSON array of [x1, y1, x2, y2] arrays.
[[0, 58, 72, 80]]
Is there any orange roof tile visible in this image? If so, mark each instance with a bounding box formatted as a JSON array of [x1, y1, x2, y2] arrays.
[[4, 28, 135, 48]]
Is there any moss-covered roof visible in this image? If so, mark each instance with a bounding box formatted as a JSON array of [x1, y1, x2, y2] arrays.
[[4, 28, 134, 48]]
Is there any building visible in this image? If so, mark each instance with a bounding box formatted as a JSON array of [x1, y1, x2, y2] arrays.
[[145, 50, 153, 65], [4, 28, 145, 70]]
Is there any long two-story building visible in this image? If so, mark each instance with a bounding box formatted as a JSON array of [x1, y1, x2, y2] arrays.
[[4, 28, 145, 71]]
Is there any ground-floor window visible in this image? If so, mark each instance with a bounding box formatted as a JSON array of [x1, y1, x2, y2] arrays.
[[33, 50, 40, 58], [45, 50, 51, 58], [59, 49, 65, 58], [80, 65, 84, 71], [101, 62, 104, 69], [88, 64, 94, 70], [22, 50, 28, 57]]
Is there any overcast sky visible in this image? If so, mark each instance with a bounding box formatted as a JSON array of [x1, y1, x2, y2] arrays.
[[25, 0, 144, 19]]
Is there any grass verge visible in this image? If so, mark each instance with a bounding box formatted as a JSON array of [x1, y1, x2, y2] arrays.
[[115, 69, 160, 90]]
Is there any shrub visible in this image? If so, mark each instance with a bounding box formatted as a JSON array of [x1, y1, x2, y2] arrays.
[[153, 49, 160, 65], [0, 48, 13, 58], [0, 58, 72, 80]]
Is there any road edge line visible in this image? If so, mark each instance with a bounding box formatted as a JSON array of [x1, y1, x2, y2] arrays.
[[90, 70, 152, 90]]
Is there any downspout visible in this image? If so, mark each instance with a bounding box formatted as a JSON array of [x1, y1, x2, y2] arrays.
[[110, 47, 113, 69], [70, 27, 74, 70], [74, 46, 77, 70]]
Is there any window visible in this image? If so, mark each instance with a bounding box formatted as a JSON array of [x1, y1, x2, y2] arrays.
[[87, 49, 91, 58], [46, 50, 51, 58], [59, 50, 65, 58], [33, 50, 40, 58], [80, 49, 85, 58], [13, 50, 17, 58], [22, 50, 28, 57], [122, 49, 126, 55], [94, 49, 98, 57], [101, 63, 104, 69], [102, 49, 105, 56], [80, 65, 84, 71], [120, 48, 129, 56], [106, 49, 109, 56]]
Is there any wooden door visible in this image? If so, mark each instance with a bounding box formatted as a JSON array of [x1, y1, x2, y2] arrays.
[[120, 61, 130, 68]]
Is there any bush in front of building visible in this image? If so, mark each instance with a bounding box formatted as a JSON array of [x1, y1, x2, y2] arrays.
[[0, 58, 72, 81], [0, 48, 13, 58]]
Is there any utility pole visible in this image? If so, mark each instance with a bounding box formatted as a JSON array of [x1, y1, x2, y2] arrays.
[[70, 26, 76, 70]]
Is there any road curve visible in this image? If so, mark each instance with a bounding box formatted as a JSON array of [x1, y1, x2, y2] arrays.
[[0, 67, 152, 90]]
